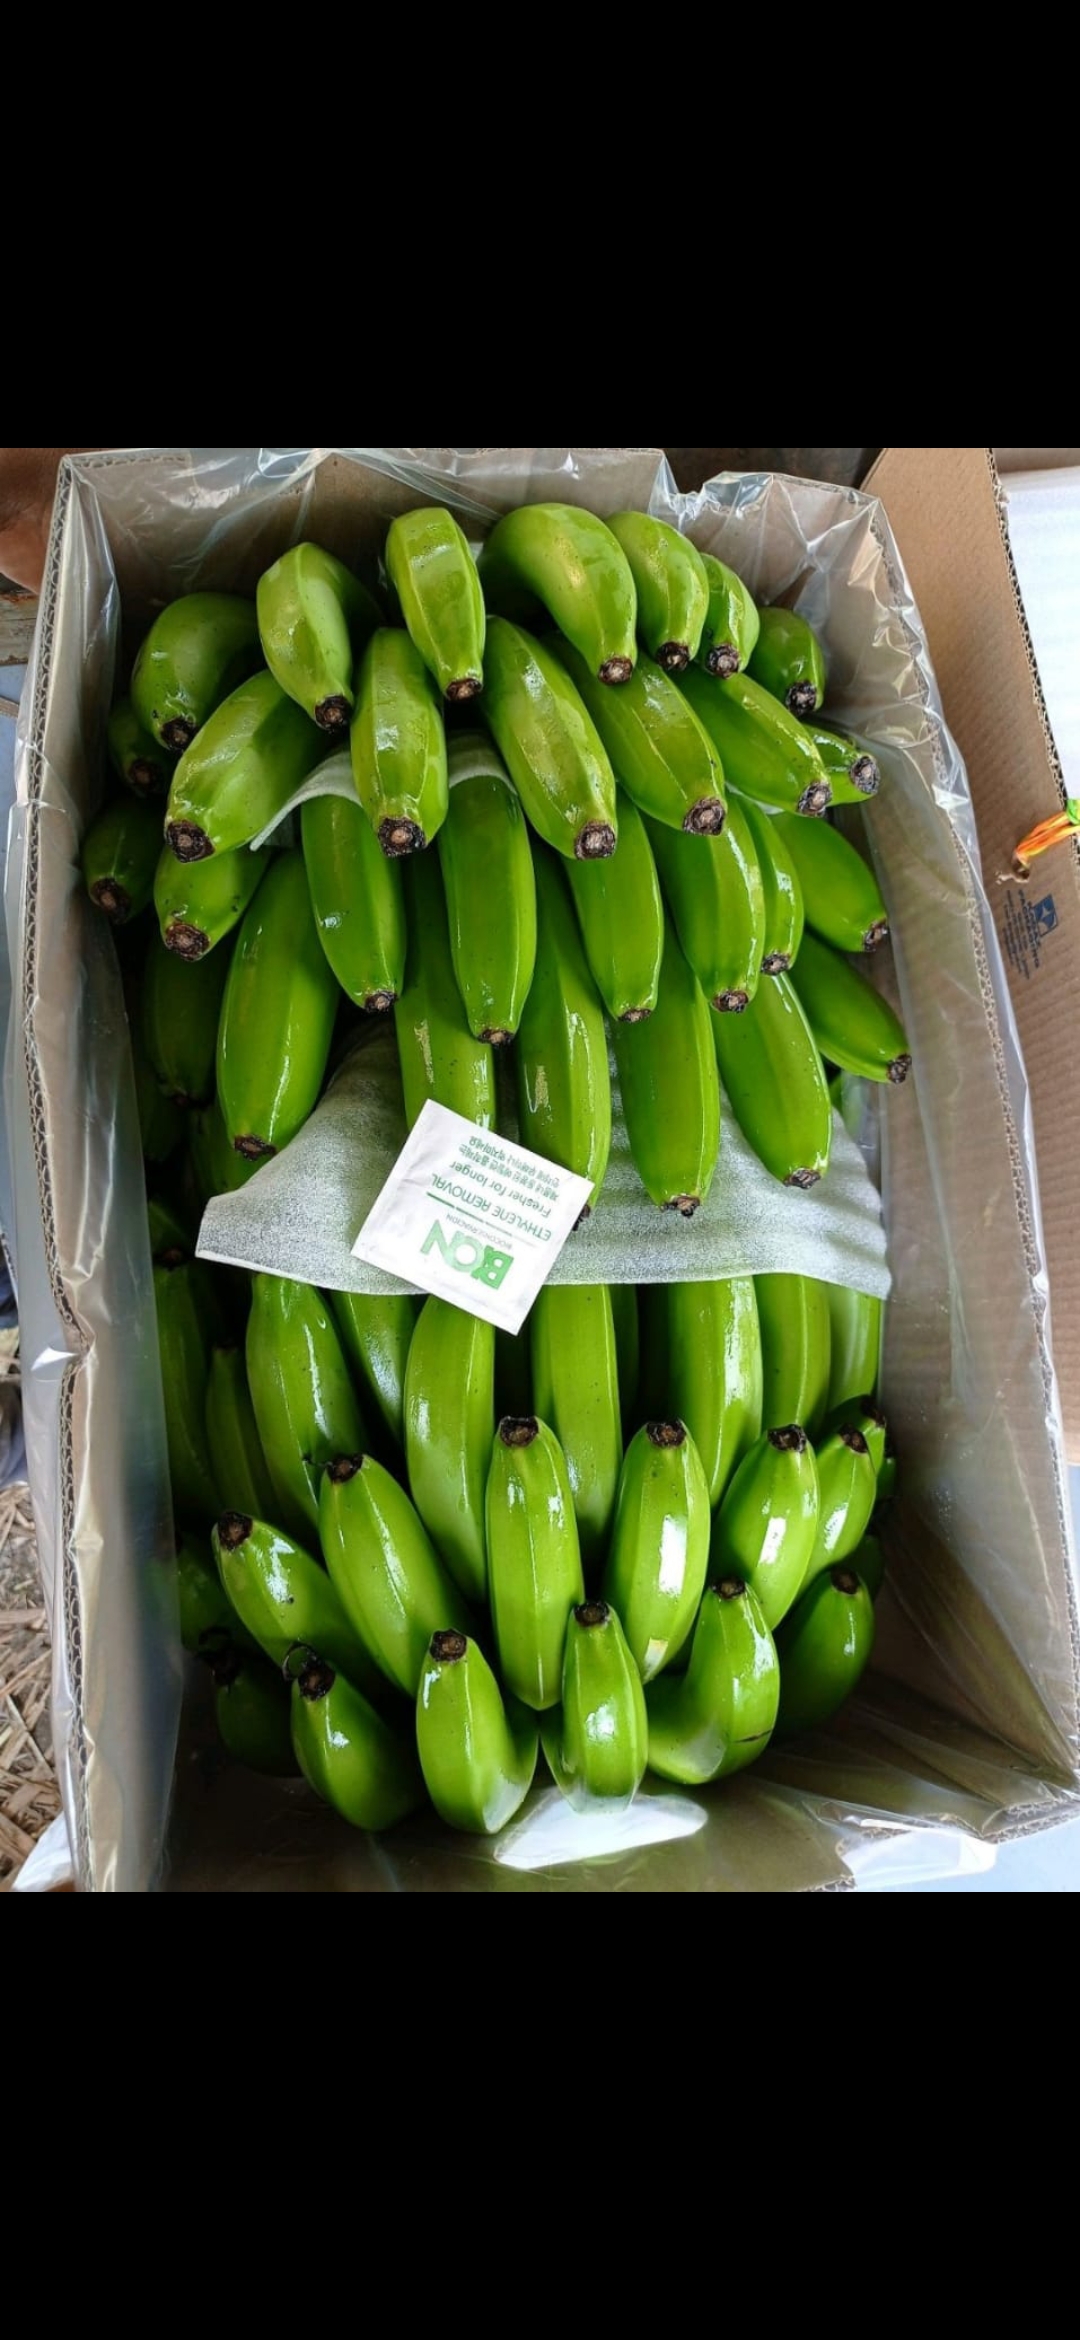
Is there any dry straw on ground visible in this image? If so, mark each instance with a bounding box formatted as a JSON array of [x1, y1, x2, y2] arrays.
[[0, 1338, 57, 1889]]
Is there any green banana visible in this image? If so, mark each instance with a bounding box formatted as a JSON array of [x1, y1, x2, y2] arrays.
[[385, 507, 486, 704], [436, 737, 537, 1043], [515, 851, 611, 1211], [554, 636, 726, 836], [748, 607, 827, 719], [350, 627, 449, 857], [205, 1344, 276, 1520], [696, 553, 761, 678], [480, 503, 638, 685], [141, 933, 231, 1109], [712, 969, 832, 1189], [82, 794, 160, 925], [154, 1253, 220, 1527], [875, 1450, 898, 1514], [164, 670, 320, 862], [565, 791, 664, 1022], [802, 1426, 878, 1590], [329, 1292, 419, 1453], [678, 665, 832, 816], [187, 1100, 261, 1204], [107, 697, 174, 799], [245, 1274, 366, 1542], [175, 1530, 256, 1661], [791, 933, 912, 1085], [212, 1511, 382, 1698], [530, 1284, 622, 1584], [610, 1283, 640, 1435], [851, 1532, 886, 1601], [211, 1648, 298, 1776], [775, 1566, 875, 1737], [711, 1428, 821, 1631], [289, 1651, 425, 1830], [486, 1417, 585, 1712], [826, 1285, 883, 1409], [601, 1421, 711, 1682], [302, 782, 407, 1013], [132, 593, 263, 752], [542, 1601, 648, 1811], [755, 1274, 832, 1440], [154, 840, 270, 961], [806, 725, 880, 802], [132, 1013, 185, 1163], [646, 1579, 780, 1785], [823, 1394, 888, 1477], [217, 850, 339, 1160], [395, 850, 496, 1131], [737, 797, 805, 974], [773, 813, 889, 955], [404, 1297, 494, 1607], [320, 1453, 470, 1698], [607, 511, 709, 673], [147, 1194, 193, 1256], [646, 795, 764, 1013], [416, 1631, 538, 1834], [257, 542, 382, 734], [611, 922, 720, 1216], [481, 617, 617, 861], [638, 1279, 762, 1507]]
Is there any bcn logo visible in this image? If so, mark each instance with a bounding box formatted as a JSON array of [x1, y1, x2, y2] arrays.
[[422, 1221, 513, 1290]]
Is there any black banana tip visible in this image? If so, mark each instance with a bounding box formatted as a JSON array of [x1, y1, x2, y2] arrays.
[[128, 760, 166, 797], [445, 676, 484, 705], [289, 1647, 336, 1700], [770, 1426, 808, 1454], [90, 879, 131, 924], [326, 1455, 365, 1484], [664, 1195, 701, 1219], [851, 755, 880, 796], [480, 1026, 514, 1048], [786, 683, 820, 720], [657, 642, 691, 674], [362, 989, 398, 1015], [430, 1630, 469, 1664], [716, 1579, 748, 1603], [785, 1170, 822, 1191], [162, 718, 197, 754], [888, 1054, 913, 1086], [164, 920, 211, 961], [706, 645, 741, 679], [831, 1569, 861, 1596], [575, 822, 617, 860], [166, 820, 215, 862], [618, 1005, 653, 1024], [208, 1644, 243, 1690], [499, 1417, 539, 1449], [864, 921, 890, 954], [762, 952, 792, 976], [314, 695, 352, 735], [234, 1134, 276, 1161], [682, 799, 726, 837], [574, 1602, 611, 1629], [379, 817, 426, 858], [840, 1428, 870, 1456], [713, 989, 750, 1014], [646, 1421, 686, 1449], [216, 1511, 254, 1552], [573, 1203, 592, 1230], [599, 655, 634, 686], [797, 783, 833, 819]]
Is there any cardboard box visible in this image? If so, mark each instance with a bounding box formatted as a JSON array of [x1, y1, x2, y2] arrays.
[[10, 447, 1080, 1892], [866, 449, 1080, 1460]]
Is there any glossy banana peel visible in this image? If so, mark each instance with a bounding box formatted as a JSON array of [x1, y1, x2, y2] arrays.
[[776, 1567, 875, 1737], [565, 791, 664, 1023], [755, 1274, 831, 1442], [480, 503, 638, 685], [602, 1421, 711, 1682], [133, 592, 263, 753], [395, 850, 496, 1131], [257, 542, 382, 734], [385, 507, 486, 705], [83, 795, 160, 926], [542, 1601, 648, 1811], [607, 511, 709, 673], [486, 1417, 585, 1712], [302, 789, 407, 1012], [530, 1284, 622, 1584], [405, 1296, 494, 1606], [711, 1428, 821, 1631], [436, 749, 537, 1043], [245, 1274, 366, 1542], [646, 1580, 780, 1786], [217, 850, 339, 1160], [611, 922, 720, 1216], [290, 1652, 425, 1831], [320, 1453, 470, 1698], [350, 626, 449, 857], [417, 1631, 538, 1834], [212, 1510, 382, 1699], [638, 1279, 762, 1508], [165, 669, 319, 862], [515, 850, 611, 1209], [481, 617, 618, 861], [712, 969, 832, 1189]]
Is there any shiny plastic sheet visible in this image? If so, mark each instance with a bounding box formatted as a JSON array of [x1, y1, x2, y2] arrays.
[[9, 446, 1080, 1893]]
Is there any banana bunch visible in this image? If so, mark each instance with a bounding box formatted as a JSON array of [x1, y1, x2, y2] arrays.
[[103, 517, 904, 1836]]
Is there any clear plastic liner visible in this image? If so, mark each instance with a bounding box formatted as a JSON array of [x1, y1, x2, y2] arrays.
[[9, 447, 1079, 1893]]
